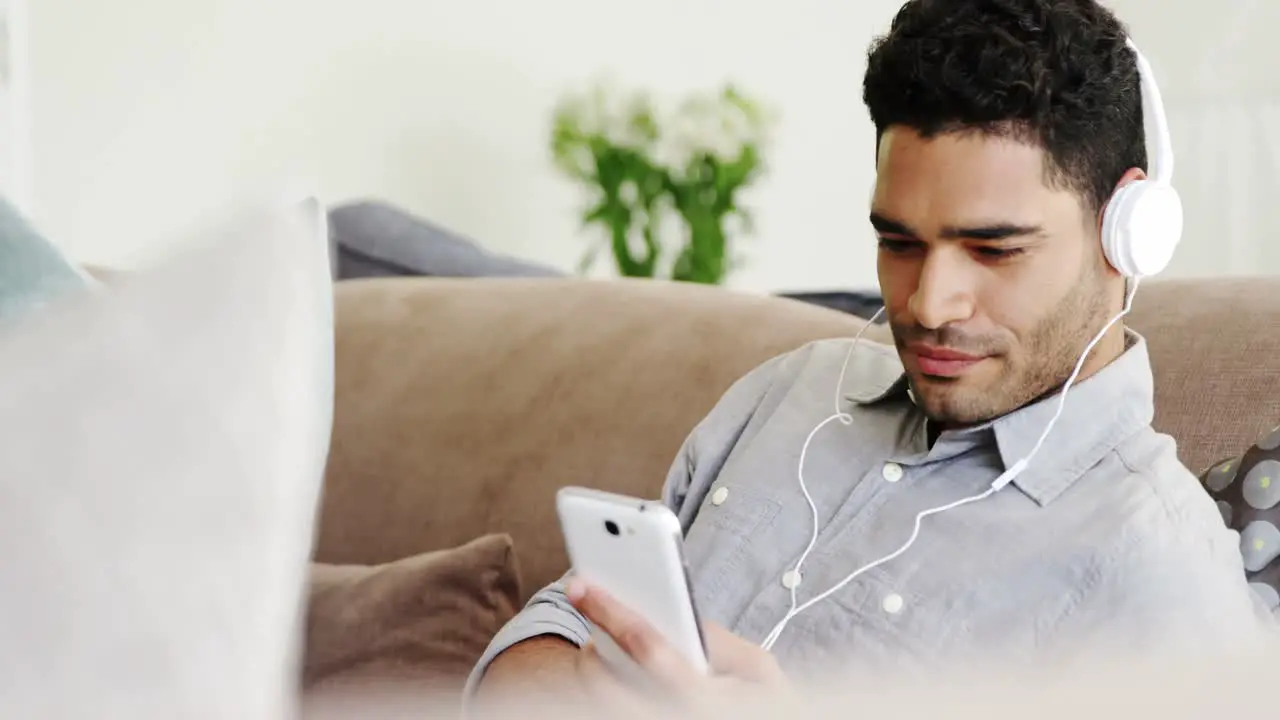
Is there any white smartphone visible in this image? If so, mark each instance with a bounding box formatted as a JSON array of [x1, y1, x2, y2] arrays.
[[556, 486, 709, 679]]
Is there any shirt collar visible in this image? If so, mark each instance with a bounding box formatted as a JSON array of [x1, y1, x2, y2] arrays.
[[846, 330, 1155, 506]]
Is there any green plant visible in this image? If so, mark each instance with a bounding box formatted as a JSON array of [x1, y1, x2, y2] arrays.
[[550, 82, 773, 284]]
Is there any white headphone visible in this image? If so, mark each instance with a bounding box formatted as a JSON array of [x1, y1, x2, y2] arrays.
[[1100, 39, 1183, 278], [759, 37, 1176, 652]]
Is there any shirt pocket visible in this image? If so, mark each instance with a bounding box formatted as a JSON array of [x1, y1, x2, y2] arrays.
[[682, 483, 783, 615]]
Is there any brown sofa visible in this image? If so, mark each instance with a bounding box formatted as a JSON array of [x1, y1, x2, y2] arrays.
[[303, 275, 1280, 706]]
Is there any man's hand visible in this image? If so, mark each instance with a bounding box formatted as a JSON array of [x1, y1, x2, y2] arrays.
[[564, 576, 789, 709]]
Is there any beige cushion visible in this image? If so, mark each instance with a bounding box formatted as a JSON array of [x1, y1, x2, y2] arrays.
[[317, 278, 877, 597], [303, 533, 523, 693]]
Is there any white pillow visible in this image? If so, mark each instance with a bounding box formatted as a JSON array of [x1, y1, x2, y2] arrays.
[[0, 198, 333, 719]]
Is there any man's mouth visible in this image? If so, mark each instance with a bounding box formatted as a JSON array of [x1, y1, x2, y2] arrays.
[[907, 343, 987, 378]]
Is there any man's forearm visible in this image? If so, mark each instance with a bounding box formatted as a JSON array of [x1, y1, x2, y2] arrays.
[[473, 635, 581, 700], [463, 578, 593, 703]]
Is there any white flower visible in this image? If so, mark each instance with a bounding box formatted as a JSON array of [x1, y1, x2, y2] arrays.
[[618, 179, 639, 205], [571, 146, 595, 177], [653, 137, 693, 177], [569, 81, 653, 152], [660, 90, 761, 168], [556, 82, 771, 189]]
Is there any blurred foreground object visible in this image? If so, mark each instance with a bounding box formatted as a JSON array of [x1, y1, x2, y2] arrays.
[[306, 640, 1280, 720], [0, 199, 333, 719]]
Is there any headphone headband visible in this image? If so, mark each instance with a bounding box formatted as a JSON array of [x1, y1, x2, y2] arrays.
[[1124, 38, 1174, 185], [1099, 36, 1182, 279]]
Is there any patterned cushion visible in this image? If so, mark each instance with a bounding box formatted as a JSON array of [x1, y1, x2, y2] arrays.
[[1200, 425, 1280, 612]]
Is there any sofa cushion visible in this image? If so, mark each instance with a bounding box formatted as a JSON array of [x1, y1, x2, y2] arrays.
[[303, 533, 523, 694], [317, 277, 884, 598], [1199, 425, 1280, 613]]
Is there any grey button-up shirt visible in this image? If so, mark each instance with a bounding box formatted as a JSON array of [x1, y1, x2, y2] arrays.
[[467, 331, 1274, 692]]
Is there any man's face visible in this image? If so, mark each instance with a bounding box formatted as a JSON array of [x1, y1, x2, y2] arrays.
[[871, 126, 1115, 427]]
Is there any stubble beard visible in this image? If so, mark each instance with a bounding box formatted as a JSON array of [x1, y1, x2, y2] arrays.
[[903, 265, 1113, 428]]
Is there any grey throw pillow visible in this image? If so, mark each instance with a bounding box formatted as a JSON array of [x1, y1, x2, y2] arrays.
[[328, 200, 564, 280], [0, 197, 90, 323]]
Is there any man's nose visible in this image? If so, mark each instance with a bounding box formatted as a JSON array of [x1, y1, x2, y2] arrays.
[[908, 251, 976, 330]]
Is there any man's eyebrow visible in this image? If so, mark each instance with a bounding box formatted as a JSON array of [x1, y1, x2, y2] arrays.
[[940, 223, 1045, 241], [869, 212, 1044, 241], [869, 212, 914, 237]]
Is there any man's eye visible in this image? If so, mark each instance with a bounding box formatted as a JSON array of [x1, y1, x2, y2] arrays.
[[877, 237, 918, 253], [974, 246, 1024, 258]]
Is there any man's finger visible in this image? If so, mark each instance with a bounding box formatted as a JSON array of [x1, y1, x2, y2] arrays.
[[702, 623, 789, 686], [566, 579, 696, 690]]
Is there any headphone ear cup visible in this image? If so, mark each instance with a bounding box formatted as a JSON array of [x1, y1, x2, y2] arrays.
[[1100, 180, 1183, 278], [1100, 183, 1140, 277]]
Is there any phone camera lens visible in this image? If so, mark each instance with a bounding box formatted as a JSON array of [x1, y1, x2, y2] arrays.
[[604, 520, 620, 536]]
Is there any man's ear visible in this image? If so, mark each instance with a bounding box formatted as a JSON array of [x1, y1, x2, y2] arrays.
[[1114, 166, 1148, 190], [1093, 167, 1149, 285], [1095, 167, 1148, 233]]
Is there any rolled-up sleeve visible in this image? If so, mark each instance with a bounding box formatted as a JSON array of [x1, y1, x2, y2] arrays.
[[461, 349, 792, 698], [460, 575, 590, 698]]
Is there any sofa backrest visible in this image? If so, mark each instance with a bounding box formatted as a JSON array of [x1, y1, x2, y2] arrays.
[[320, 278, 866, 594], [319, 276, 1280, 598], [1126, 277, 1280, 475]]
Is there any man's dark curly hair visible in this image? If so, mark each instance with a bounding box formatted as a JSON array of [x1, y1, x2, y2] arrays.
[[862, 0, 1146, 217]]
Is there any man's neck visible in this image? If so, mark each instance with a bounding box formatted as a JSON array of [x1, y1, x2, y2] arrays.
[[1073, 322, 1129, 385]]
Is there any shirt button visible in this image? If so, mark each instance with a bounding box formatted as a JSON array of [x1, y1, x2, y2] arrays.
[[710, 486, 729, 506], [781, 570, 802, 589], [882, 593, 905, 614], [881, 462, 904, 483]]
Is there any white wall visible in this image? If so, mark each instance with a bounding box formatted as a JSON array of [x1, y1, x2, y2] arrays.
[[21, 0, 1280, 293], [0, 0, 31, 211]]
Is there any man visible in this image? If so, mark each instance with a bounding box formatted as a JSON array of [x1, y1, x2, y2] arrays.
[[467, 0, 1273, 707]]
